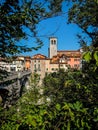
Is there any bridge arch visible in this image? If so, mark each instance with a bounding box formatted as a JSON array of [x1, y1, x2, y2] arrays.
[[0, 88, 9, 107], [19, 76, 30, 96]]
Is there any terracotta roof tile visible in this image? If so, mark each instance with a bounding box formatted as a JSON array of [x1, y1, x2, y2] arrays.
[[32, 54, 47, 59]]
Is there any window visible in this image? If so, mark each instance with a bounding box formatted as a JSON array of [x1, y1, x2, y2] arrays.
[[51, 40, 56, 45], [21, 61, 24, 65], [34, 64, 36, 71], [74, 58, 80, 61], [51, 68, 54, 71], [60, 64, 63, 67], [10, 67, 16, 71], [67, 64, 71, 68], [38, 64, 41, 71], [67, 58, 71, 61], [54, 40, 56, 44], [51, 40, 54, 45], [74, 58, 77, 61], [74, 64, 78, 68]]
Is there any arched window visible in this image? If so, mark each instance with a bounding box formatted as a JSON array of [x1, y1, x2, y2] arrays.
[[51, 40, 54, 45], [54, 40, 56, 44]]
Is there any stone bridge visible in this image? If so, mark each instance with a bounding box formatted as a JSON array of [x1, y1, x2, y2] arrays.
[[0, 70, 32, 108]]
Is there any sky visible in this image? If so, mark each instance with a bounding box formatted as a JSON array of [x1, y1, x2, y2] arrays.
[[22, 15, 82, 57], [19, 1, 83, 57], [1, 0, 83, 58]]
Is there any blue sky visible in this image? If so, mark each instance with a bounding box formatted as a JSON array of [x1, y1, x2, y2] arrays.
[[1, 0, 83, 57], [20, 1, 83, 57], [22, 15, 82, 57]]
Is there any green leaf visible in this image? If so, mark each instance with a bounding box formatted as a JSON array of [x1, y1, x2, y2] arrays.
[[55, 103, 61, 111], [67, 121, 70, 130], [94, 51, 98, 66], [73, 101, 82, 111], [83, 51, 92, 62]]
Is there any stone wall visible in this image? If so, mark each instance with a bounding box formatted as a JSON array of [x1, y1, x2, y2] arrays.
[[0, 71, 31, 108]]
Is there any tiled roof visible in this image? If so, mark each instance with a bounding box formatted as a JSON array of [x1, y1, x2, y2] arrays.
[[32, 54, 47, 59], [57, 50, 81, 57], [57, 49, 80, 52], [50, 50, 81, 64], [50, 54, 68, 64]]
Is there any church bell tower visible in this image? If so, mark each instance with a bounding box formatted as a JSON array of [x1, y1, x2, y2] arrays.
[[49, 37, 57, 58]]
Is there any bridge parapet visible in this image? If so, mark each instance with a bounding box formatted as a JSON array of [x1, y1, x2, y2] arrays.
[[0, 70, 31, 84]]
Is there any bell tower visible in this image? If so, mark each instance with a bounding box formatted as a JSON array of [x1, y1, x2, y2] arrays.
[[49, 37, 57, 58]]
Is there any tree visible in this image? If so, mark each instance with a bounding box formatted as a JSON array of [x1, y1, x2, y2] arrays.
[[0, 0, 63, 57], [1, 1, 98, 129], [43, 69, 83, 105], [42, 68, 98, 129], [67, 0, 98, 71], [68, 0, 98, 46]]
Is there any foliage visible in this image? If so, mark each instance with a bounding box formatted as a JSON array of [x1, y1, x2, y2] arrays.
[[0, 1, 98, 129], [82, 49, 98, 72], [68, 0, 98, 45], [43, 69, 98, 105], [43, 68, 98, 129], [0, 68, 98, 130], [0, 99, 98, 130], [0, 0, 63, 57], [28, 73, 41, 104], [29, 73, 40, 87], [67, 0, 98, 71]]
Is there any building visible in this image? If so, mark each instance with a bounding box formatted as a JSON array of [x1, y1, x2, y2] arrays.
[[0, 57, 11, 72], [31, 54, 47, 80], [24, 56, 31, 70], [0, 37, 81, 79], [31, 37, 81, 80], [0, 56, 31, 72], [57, 50, 81, 69]]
